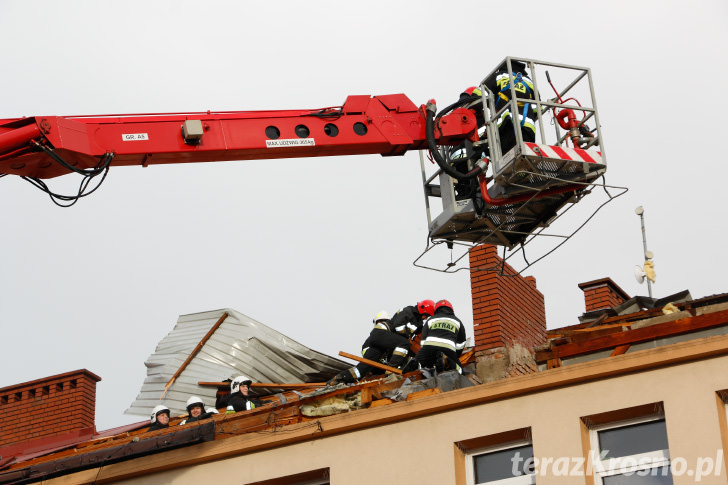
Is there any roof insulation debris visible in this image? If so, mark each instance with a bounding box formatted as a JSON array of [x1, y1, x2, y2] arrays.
[[125, 308, 349, 417]]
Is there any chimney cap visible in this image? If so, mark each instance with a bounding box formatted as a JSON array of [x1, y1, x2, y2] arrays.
[[578, 277, 631, 301], [0, 369, 101, 394]]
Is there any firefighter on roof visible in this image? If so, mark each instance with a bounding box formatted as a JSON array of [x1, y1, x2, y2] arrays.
[[148, 404, 171, 432], [331, 300, 435, 384], [226, 376, 267, 413], [179, 396, 216, 425], [415, 299, 467, 373]]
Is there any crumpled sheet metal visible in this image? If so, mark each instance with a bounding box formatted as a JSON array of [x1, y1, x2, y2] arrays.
[[125, 308, 349, 417]]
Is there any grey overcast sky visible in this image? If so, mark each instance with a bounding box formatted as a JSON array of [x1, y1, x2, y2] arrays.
[[1, 0, 727, 430]]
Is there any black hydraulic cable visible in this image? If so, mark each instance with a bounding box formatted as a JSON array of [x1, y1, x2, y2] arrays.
[[22, 169, 104, 207], [31, 141, 110, 176], [519, 243, 530, 268], [20, 152, 114, 207], [424, 103, 483, 180], [436, 99, 468, 118]]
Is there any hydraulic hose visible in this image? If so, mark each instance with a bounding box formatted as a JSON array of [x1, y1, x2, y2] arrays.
[[425, 102, 483, 180], [477, 173, 582, 206], [32, 141, 112, 176]]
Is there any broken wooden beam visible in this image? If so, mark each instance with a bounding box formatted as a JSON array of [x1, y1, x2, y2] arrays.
[[162, 312, 229, 398], [338, 351, 403, 375], [547, 358, 562, 369], [459, 348, 475, 365], [536, 309, 728, 362], [610, 345, 631, 356]]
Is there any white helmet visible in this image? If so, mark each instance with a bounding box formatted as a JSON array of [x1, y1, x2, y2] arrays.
[[372, 310, 391, 324], [206, 407, 219, 415], [150, 404, 170, 424], [186, 396, 205, 414], [231, 375, 253, 394]]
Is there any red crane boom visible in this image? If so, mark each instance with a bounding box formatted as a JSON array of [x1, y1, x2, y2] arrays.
[[0, 94, 477, 179], [0, 57, 620, 268]]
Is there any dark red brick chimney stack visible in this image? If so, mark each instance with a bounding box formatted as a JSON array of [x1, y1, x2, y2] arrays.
[[578, 277, 630, 313], [0, 369, 100, 447], [468, 245, 547, 380]]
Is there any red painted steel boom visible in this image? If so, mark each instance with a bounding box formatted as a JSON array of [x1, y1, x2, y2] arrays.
[[0, 94, 478, 180], [0, 57, 618, 261]]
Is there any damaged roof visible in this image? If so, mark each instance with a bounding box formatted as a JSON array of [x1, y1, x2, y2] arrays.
[[4, 295, 728, 483], [536, 291, 728, 367], [0, 369, 478, 484], [125, 308, 349, 417]]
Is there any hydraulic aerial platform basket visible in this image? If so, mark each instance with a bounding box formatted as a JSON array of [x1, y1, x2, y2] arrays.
[[418, 57, 623, 272]]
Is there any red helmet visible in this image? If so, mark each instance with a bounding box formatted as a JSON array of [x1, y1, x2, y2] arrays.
[[435, 299, 453, 312], [417, 299, 435, 317]]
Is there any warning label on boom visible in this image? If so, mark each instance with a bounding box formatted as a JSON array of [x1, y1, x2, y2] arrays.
[[266, 138, 315, 148], [121, 133, 149, 141]]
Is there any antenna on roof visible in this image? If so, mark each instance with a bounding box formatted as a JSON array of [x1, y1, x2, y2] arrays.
[[634, 206, 655, 297]]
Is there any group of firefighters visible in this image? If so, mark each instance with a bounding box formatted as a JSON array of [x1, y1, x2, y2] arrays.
[[147, 298, 467, 432], [330, 298, 467, 384], [148, 375, 268, 431]]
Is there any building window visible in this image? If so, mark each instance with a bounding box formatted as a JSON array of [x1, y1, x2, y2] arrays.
[[466, 440, 536, 484], [590, 416, 672, 484]]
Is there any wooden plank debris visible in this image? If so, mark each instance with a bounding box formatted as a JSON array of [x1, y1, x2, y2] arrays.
[[162, 312, 228, 398], [537, 309, 728, 362], [405, 388, 441, 401], [610, 345, 630, 357], [547, 358, 562, 369], [338, 351, 403, 375]]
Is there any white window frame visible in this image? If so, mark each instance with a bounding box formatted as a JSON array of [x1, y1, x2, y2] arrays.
[[589, 415, 671, 484], [465, 439, 537, 485]]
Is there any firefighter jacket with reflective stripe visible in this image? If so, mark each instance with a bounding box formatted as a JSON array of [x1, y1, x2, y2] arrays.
[[389, 305, 424, 339], [493, 72, 538, 136], [420, 307, 466, 354], [228, 393, 266, 412]]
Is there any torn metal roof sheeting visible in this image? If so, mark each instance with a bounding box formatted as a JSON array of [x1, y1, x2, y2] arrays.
[[125, 308, 349, 417]]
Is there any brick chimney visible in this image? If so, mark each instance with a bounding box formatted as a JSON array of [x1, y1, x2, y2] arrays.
[[0, 369, 100, 447], [578, 277, 630, 313], [469, 245, 546, 382]]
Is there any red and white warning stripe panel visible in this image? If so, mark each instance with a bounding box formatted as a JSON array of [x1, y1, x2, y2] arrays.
[[524, 143, 603, 165]]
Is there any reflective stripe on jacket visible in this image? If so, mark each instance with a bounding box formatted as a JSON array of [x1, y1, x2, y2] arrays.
[[421, 308, 466, 353]]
